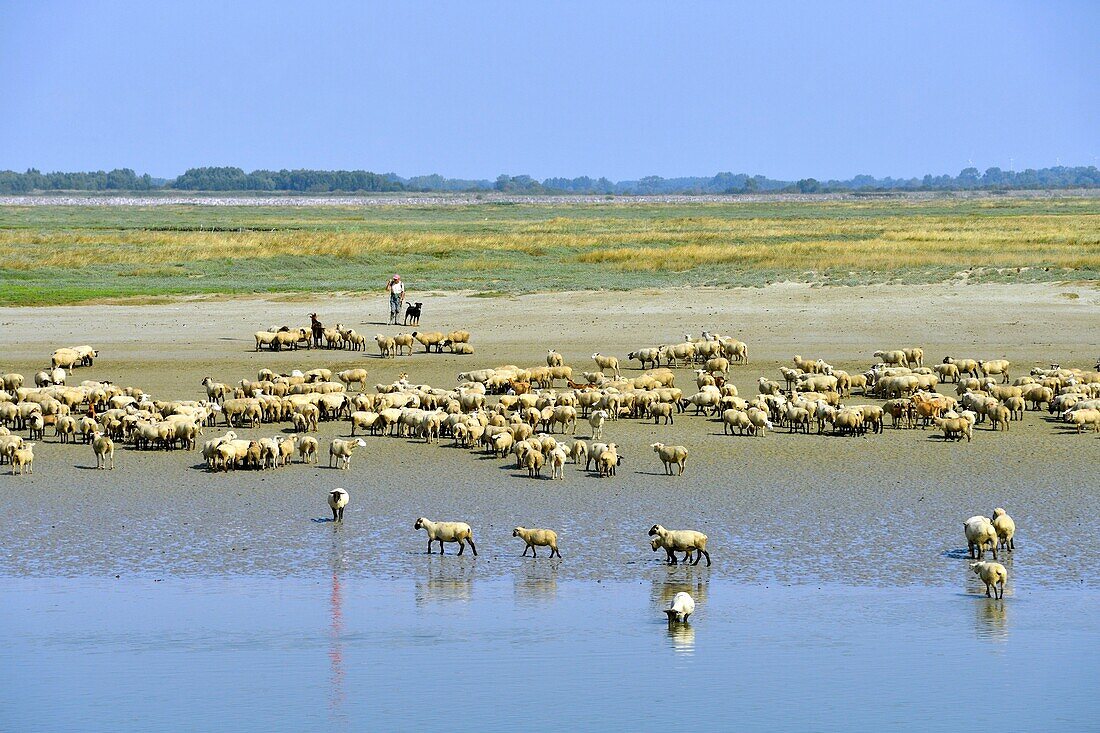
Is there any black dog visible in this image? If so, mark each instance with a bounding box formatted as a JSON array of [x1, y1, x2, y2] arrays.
[[404, 302, 423, 326]]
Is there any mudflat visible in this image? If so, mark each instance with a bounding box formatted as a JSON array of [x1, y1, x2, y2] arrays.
[[1, 282, 1097, 586]]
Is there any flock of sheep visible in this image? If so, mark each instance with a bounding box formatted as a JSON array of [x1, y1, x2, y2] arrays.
[[3, 331, 1096, 616]]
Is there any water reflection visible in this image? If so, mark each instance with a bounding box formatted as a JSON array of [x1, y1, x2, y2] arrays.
[[651, 571, 709, 608], [513, 564, 559, 606], [974, 598, 1009, 642], [415, 558, 476, 606], [329, 529, 348, 730], [666, 621, 696, 655]]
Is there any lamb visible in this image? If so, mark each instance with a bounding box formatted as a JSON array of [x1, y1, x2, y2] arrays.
[[970, 561, 1008, 599], [414, 517, 477, 555], [651, 442, 688, 476], [664, 592, 695, 623], [328, 438, 366, 470], [591, 353, 621, 378], [934, 416, 972, 442], [392, 333, 415, 356], [337, 369, 369, 392], [964, 516, 998, 560], [721, 408, 752, 435], [991, 508, 1015, 551], [11, 442, 34, 475], [648, 524, 711, 566], [328, 488, 349, 521], [546, 350, 564, 367], [92, 432, 115, 470], [513, 527, 561, 558], [746, 407, 773, 436]]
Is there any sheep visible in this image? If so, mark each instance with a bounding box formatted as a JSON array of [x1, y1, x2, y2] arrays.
[[51, 347, 81, 372], [337, 369, 369, 392], [651, 442, 688, 476], [943, 356, 981, 378], [297, 435, 319, 464], [375, 334, 396, 358], [392, 333, 415, 356], [2, 373, 24, 391], [11, 442, 34, 475], [647, 401, 674, 425], [450, 343, 475, 355], [1066, 408, 1100, 433], [991, 508, 1015, 551], [964, 516, 998, 560], [92, 432, 115, 470], [589, 409, 608, 439], [328, 438, 366, 470], [934, 416, 972, 442], [521, 446, 546, 478], [979, 359, 1011, 384], [704, 357, 729, 375], [548, 445, 568, 479], [546, 349, 564, 367], [648, 524, 710, 566], [412, 331, 446, 353], [757, 377, 781, 396], [568, 440, 588, 468], [0, 434, 25, 465], [596, 443, 621, 477], [591, 352, 620, 378], [664, 592, 695, 623], [628, 348, 661, 370], [513, 527, 561, 558], [970, 561, 1008, 599], [328, 488, 349, 521], [414, 517, 477, 555], [746, 407, 772, 436], [933, 363, 960, 383], [903, 347, 925, 368]]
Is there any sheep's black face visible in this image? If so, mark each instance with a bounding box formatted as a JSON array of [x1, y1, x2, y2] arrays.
[[648, 525, 660, 536]]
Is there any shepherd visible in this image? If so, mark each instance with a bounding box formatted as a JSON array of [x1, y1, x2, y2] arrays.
[[386, 274, 405, 325]]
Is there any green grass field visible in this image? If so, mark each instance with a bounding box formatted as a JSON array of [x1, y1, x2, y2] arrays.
[[0, 197, 1097, 305]]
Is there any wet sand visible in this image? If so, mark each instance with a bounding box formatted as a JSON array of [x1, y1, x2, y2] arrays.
[[0, 282, 1097, 585]]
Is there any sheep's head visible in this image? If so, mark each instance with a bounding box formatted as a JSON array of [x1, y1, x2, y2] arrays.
[[414, 517, 427, 530], [650, 442, 664, 451], [650, 537, 663, 551], [648, 524, 663, 537], [512, 527, 524, 537]]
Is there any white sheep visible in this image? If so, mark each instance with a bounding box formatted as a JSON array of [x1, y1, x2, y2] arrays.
[[970, 561, 1007, 599], [328, 438, 366, 470], [414, 517, 477, 555], [648, 524, 711, 566], [92, 432, 115, 470], [664, 591, 695, 623], [591, 352, 621, 378], [991, 508, 1015, 551], [964, 515, 998, 560], [589, 409, 608, 439], [651, 442, 688, 476], [513, 526, 561, 558], [11, 442, 34, 475], [328, 488, 349, 521]]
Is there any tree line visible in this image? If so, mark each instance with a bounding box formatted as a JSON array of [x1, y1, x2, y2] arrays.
[[2, 165, 1098, 195]]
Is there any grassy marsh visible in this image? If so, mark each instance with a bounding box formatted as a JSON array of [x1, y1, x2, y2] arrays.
[[0, 197, 1097, 305]]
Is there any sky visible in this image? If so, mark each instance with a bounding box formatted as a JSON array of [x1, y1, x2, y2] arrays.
[[0, 1, 1096, 181]]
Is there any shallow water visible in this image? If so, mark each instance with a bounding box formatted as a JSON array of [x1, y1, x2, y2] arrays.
[[3, 574, 1098, 732]]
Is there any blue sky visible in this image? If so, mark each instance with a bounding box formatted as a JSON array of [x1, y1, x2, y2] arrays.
[[1, 1, 1096, 180]]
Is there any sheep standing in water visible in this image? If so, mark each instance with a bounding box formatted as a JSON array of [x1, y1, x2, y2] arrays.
[[415, 517, 477, 556], [664, 592, 695, 623], [328, 488, 349, 521]]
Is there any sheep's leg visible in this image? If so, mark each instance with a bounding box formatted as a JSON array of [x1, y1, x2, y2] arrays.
[[530, 545, 537, 558], [427, 538, 434, 554], [331, 507, 338, 521], [467, 538, 477, 556], [457, 540, 465, 556]]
